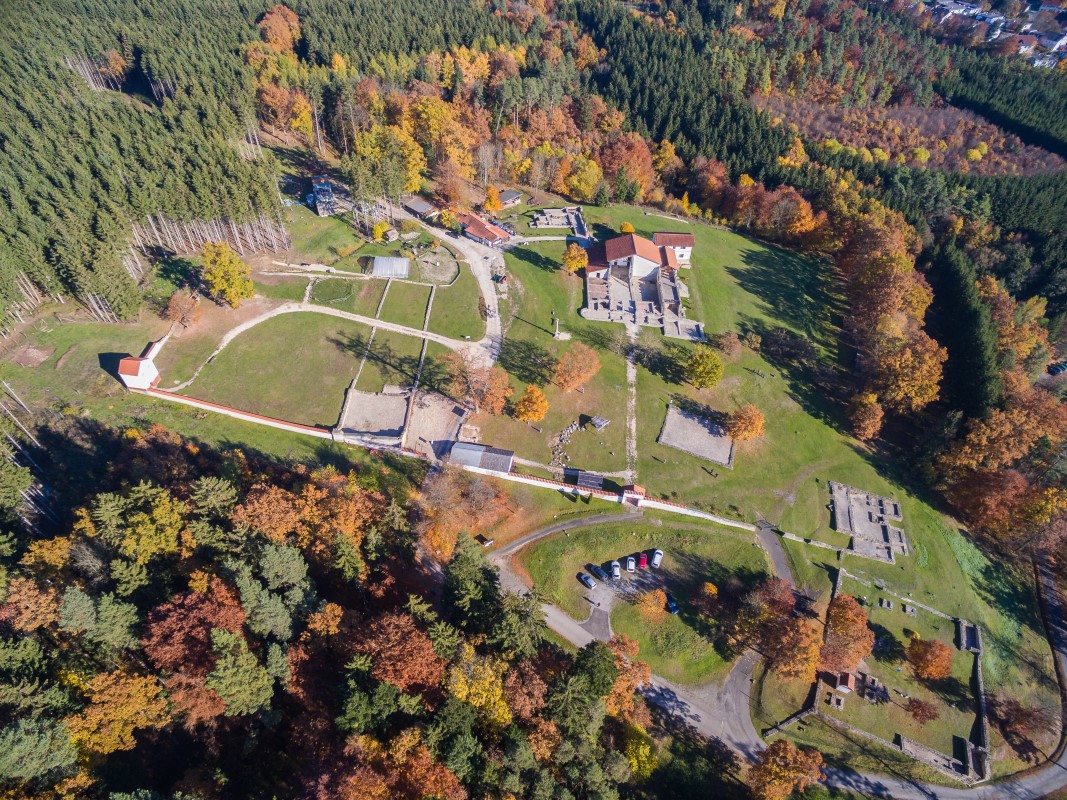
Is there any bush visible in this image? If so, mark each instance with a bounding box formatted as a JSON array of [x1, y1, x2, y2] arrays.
[[620, 221, 636, 234], [635, 589, 667, 622]]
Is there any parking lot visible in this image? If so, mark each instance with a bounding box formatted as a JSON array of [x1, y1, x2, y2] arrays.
[[578, 548, 670, 603]]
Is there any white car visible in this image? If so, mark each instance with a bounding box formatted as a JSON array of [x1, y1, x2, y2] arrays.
[[651, 549, 664, 569], [611, 560, 621, 580], [626, 555, 636, 573]]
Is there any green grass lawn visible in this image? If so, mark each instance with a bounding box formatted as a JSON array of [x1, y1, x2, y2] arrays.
[[285, 204, 362, 266], [476, 242, 626, 471], [254, 276, 308, 302], [820, 576, 977, 760], [516, 514, 770, 683], [378, 281, 432, 330], [353, 328, 425, 393], [185, 312, 370, 427], [0, 309, 390, 474], [310, 277, 388, 318], [427, 265, 485, 340]]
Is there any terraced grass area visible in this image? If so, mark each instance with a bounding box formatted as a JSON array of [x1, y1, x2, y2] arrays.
[[517, 514, 769, 683], [185, 312, 370, 427], [353, 328, 425, 393], [427, 265, 485, 340], [378, 281, 432, 330], [310, 277, 388, 318]]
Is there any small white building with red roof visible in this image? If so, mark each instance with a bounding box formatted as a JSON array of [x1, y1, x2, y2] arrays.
[[117, 335, 169, 391], [653, 231, 695, 266]]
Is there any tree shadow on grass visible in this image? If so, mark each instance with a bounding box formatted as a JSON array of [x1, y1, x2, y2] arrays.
[[157, 257, 198, 290], [573, 325, 628, 356], [870, 622, 906, 665], [633, 338, 689, 385], [924, 675, 972, 709], [975, 556, 1043, 634], [642, 712, 748, 797], [329, 331, 422, 388], [508, 245, 559, 272], [728, 244, 843, 355], [736, 314, 847, 430], [498, 338, 558, 386]]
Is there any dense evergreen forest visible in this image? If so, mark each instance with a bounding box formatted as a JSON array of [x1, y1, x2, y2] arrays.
[[937, 47, 1067, 159], [0, 0, 282, 319]]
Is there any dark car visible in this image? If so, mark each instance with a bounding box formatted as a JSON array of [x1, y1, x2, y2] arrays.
[[579, 573, 597, 590], [666, 594, 680, 615], [590, 564, 610, 582]]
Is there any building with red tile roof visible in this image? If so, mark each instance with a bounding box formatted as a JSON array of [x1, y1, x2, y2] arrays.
[[457, 212, 511, 247]]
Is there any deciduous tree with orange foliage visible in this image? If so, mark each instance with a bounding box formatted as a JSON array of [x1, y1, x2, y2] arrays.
[[820, 595, 874, 673], [1, 577, 59, 631], [66, 672, 171, 755], [165, 291, 202, 328], [441, 351, 513, 415], [976, 276, 1049, 364], [725, 404, 765, 441], [748, 739, 824, 800], [766, 617, 822, 683], [357, 612, 446, 696], [482, 185, 502, 217], [635, 589, 668, 622], [561, 242, 589, 275], [907, 637, 953, 681], [258, 4, 301, 53], [939, 383, 1067, 480], [605, 635, 651, 718], [849, 392, 884, 440], [906, 698, 940, 724], [503, 660, 547, 721], [142, 579, 247, 675], [871, 331, 947, 414], [514, 385, 549, 423], [555, 343, 601, 391]]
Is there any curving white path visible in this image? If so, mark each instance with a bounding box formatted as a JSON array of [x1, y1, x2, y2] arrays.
[[170, 302, 494, 392]]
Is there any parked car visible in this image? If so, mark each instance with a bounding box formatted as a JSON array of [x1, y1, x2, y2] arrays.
[[590, 564, 609, 582], [579, 573, 597, 590], [1049, 364, 1064, 375], [651, 549, 664, 569], [666, 594, 680, 615], [611, 560, 621, 580], [638, 552, 649, 569], [626, 555, 636, 573]]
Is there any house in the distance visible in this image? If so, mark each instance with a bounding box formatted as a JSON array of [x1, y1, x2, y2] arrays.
[[653, 231, 695, 266], [581, 233, 705, 341], [456, 212, 511, 247], [117, 336, 169, 391], [403, 196, 439, 220], [1040, 32, 1067, 51], [311, 175, 337, 217], [499, 189, 523, 209]]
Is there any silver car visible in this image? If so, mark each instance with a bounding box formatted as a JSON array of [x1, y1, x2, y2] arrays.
[[651, 549, 664, 569], [626, 556, 636, 573], [611, 560, 621, 580]]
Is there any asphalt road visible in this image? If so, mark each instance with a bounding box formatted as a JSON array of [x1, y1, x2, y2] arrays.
[[491, 514, 1067, 799]]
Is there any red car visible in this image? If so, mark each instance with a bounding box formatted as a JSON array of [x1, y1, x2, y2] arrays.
[[638, 552, 649, 570]]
